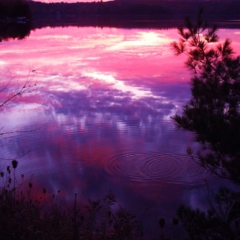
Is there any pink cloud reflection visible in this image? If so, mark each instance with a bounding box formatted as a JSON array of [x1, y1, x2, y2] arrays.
[[0, 27, 190, 98], [0, 26, 240, 233], [2, 26, 239, 96], [0, 26, 239, 131]]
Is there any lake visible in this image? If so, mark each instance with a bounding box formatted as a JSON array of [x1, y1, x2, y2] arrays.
[[1, 24, 240, 238]]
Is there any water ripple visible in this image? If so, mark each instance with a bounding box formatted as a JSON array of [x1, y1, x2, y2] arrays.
[[105, 152, 212, 186]]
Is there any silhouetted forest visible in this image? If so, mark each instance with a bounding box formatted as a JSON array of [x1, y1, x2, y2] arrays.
[[1, 0, 240, 32], [27, 0, 240, 30], [29, 0, 240, 21]]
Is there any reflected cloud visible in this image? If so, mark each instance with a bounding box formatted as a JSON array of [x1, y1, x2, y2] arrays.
[[0, 27, 191, 84], [83, 71, 152, 98], [107, 31, 172, 52], [0, 25, 239, 237], [106, 32, 173, 56]]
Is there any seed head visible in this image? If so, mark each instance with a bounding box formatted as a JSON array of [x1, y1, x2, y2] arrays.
[[12, 160, 18, 169], [159, 218, 165, 228]]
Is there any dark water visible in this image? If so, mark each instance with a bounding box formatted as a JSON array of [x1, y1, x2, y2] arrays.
[[0, 26, 240, 238]]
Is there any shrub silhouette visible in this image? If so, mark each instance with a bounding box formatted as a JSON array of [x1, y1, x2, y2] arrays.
[[0, 160, 143, 240]]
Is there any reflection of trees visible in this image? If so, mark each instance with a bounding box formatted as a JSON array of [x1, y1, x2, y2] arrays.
[[0, 21, 32, 41], [171, 10, 240, 239], [171, 9, 240, 183], [0, 0, 32, 41]]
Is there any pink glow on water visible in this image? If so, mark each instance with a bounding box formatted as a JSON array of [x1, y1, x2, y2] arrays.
[[0, 27, 189, 89], [0, 26, 240, 237], [0, 26, 239, 145], [0, 26, 239, 160]]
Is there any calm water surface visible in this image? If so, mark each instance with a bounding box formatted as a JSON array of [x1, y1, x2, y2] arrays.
[[1, 26, 240, 237]]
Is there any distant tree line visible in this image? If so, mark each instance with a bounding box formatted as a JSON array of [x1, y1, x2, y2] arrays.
[[0, 0, 32, 20], [29, 0, 240, 22], [30, 1, 169, 19]]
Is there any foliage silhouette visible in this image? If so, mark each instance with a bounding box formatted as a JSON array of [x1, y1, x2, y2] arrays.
[[171, 9, 240, 240], [178, 186, 240, 240], [171, 9, 240, 183], [0, 161, 143, 240]]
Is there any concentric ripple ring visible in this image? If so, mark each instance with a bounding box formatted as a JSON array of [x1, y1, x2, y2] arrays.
[[105, 152, 212, 186]]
